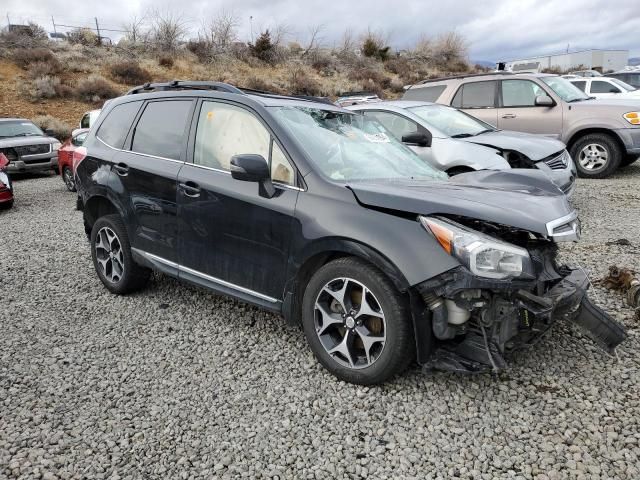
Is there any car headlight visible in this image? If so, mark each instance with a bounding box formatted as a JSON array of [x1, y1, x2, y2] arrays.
[[419, 216, 534, 280], [52, 142, 62, 150], [623, 112, 640, 125]]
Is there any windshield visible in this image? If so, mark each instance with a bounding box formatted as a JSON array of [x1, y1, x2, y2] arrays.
[[408, 104, 495, 138], [0, 121, 44, 138], [610, 78, 636, 92], [541, 76, 591, 102], [271, 107, 447, 183]]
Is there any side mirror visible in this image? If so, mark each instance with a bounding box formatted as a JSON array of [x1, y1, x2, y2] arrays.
[[534, 95, 554, 107], [0, 153, 8, 169], [609, 88, 620, 93], [230, 154, 275, 198], [402, 131, 432, 147], [44, 128, 56, 137]]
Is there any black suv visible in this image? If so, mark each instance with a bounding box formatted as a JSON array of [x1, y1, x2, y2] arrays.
[[75, 81, 625, 384]]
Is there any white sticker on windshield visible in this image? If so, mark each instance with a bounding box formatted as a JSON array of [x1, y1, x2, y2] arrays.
[[363, 132, 390, 143]]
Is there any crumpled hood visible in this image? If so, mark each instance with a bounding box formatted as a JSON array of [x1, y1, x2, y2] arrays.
[[461, 130, 565, 161], [348, 170, 574, 237], [0, 136, 58, 148]]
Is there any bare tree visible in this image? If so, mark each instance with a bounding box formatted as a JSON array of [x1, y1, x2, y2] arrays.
[[338, 29, 356, 56], [271, 23, 293, 47], [123, 14, 147, 44], [148, 9, 189, 52], [301, 24, 324, 57], [201, 9, 239, 52]]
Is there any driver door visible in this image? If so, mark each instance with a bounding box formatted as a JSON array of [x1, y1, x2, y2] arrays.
[[363, 110, 435, 165]]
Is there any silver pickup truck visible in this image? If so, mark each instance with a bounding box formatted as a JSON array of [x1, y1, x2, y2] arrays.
[[0, 118, 61, 174]]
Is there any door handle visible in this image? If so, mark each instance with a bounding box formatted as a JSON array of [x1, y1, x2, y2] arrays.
[[179, 181, 201, 198], [113, 163, 129, 176], [501, 113, 517, 119]]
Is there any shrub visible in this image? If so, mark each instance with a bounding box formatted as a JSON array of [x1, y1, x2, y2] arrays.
[[361, 35, 390, 61], [76, 75, 119, 103], [67, 28, 98, 46], [32, 115, 73, 141], [109, 61, 152, 85], [187, 40, 210, 62], [244, 76, 282, 93], [0, 22, 48, 48], [31, 76, 73, 100], [289, 67, 321, 96], [158, 55, 174, 68], [12, 48, 57, 69], [27, 59, 62, 79], [348, 67, 391, 90]]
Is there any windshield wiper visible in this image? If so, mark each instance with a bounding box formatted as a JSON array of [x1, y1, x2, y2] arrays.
[[567, 98, 588, 103], [12, 132, 39, 137], [473, 129, 494, 136], [451, 133, 474, 138]]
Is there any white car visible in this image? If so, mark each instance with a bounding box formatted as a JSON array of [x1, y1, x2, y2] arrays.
[[568, 77, 640, 99]]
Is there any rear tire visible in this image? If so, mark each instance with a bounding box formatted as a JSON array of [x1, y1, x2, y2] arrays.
[[90, 214, 150, 294], [301, 257, 415, 385], [0, 199, 13, 210], [62, 166, 76, 192], [570, 133, 622, 179]]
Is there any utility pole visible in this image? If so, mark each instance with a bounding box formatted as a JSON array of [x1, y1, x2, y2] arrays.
[[249, 16, 254, 44], [6, 13, 10, 29], [95, 17, 101, 45], [51, 16, 57, 36]]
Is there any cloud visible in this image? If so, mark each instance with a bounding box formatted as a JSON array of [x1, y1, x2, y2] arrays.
[[4, 0, 639, 60]]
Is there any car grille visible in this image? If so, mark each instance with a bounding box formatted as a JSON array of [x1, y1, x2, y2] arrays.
[[0, 148, 18, 162], [544, 151, 568, 170], [14, 144, 51, 156]]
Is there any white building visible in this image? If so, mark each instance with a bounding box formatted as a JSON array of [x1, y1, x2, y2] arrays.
[[498, 49, 629, 73]]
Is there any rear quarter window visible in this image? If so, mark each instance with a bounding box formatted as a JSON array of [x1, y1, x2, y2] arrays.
[[403, 85, 447, 102], [96, 101, 142, 149]]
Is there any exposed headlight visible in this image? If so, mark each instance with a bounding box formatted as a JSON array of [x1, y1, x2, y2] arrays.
[[623, 112, 640, 125], [419, 216, 534, 280], [52, 142, 62, 150]]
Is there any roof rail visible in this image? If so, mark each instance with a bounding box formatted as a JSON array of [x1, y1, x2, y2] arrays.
[[415, 71, 515, 85], [126, 80, 245, 95], [238, 87, 335, 105]]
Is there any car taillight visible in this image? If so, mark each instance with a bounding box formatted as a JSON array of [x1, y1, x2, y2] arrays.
[[72, 146, 87, 171]]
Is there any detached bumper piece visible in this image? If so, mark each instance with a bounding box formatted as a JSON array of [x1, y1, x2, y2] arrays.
[[424, 268, 627, 374]]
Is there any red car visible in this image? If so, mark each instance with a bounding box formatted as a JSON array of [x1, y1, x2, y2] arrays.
[[58, 129, 89, 192], [0, 153, 14, 209]]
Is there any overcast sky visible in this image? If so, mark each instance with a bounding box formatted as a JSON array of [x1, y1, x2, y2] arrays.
[[4, 0, 639, 61]]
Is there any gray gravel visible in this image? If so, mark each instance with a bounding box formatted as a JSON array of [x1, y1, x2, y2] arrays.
[[1, 167, 639, 480]]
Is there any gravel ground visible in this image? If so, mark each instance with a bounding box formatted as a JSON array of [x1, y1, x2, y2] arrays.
[[1, 167, 639, 480]]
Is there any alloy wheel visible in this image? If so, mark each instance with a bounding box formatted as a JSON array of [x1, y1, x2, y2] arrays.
[[578, 143, 609, 171], [63, 167, 75, 191], [314, 277, 386, 369], [94, 226, 125, 284]]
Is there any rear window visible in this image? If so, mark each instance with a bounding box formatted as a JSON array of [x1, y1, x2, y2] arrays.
[[130, 100, 193, 160], [96, 101, 142, 149], [403, 85, 447, 102], [452, 81, 496, 108]]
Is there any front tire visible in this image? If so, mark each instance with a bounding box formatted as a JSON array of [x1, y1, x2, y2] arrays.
[[90, 214, 150, 294], [62, 166, 76, 192], [301, 257, 415, 385], [570, 133, 622, 178]]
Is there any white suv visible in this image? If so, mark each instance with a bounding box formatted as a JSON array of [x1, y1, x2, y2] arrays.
[[569, 77, 640, 99]]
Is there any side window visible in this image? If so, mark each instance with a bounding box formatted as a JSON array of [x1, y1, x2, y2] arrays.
[[96, 101, 142, 149], [364, 111, 419, 141], [451, 87, 463, 108], [403, 85, 447, 102], [591, 81, 619, 94], [572, 80, 587, 92], [130, 100, 193, 160], [501, 80, 544, 107], [80, 114, 90, 129], [459, 81, 496, 108], [194, 101, 295, 185]]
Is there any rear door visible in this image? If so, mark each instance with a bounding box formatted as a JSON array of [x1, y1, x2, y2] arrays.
[[177, 99, 299, 302], [453, 80, 499, 127], [497, 79, 563, 138], [114, 98, 195, 263]]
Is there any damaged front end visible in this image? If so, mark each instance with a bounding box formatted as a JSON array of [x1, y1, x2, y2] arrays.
[[414, 215, 626, 373]]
